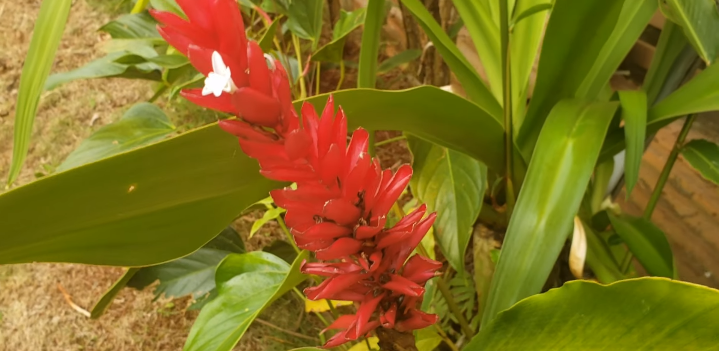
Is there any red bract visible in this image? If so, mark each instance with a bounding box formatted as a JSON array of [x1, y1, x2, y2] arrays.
[[152, 1, 442, 347]]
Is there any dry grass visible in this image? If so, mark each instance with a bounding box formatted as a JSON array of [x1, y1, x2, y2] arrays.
[[0, 1, 321, 350]]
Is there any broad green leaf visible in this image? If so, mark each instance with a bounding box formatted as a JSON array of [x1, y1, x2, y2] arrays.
[[100, 38, 164, 58], [400, 0, 502, 118], [416, 327, 442, 351], [184, 251, 309, 351], [250, 207, 286, 238], [663, 0, 719, 64], [89, 268, 140, 319], [609, 214, 675, 279], [649, 63, 719, 124], [286, 0, 323, 46], [299, 87, 505, 173], [260, 0, 290, 15], [377, 49, 422, 74], [263, 240, 299, 264], [644, 22, 690, 104], [510, 0, 550, 127], [149, 54, 189, 69], [511, 3, 552, 27], [451, 0, 502, 101], [584, 223, 625, 284], [467, 278, 719, 349], [57, 103, 175, 172], [126, 226, 246, 304], [618, 90, 647, 197], [482, 100, 618, 325], [357, 0, 385, 88], [313, 8, 366, 63], [517, 0, 624, 159], [574, 0, 659, 99], [682, 139, 719, 185], [100, 12, 160, 39], [0, 124, 282, 266], [8, 0, 72, 186], [258, 18, 280, 52], [407, 137, 486, 273], [45, 52, 163, 91]]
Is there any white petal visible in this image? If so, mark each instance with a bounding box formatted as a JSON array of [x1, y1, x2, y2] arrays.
[[211, 51, 226, 74]]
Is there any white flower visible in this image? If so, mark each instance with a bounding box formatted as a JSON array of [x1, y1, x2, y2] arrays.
[[202, 51, 237, 97]]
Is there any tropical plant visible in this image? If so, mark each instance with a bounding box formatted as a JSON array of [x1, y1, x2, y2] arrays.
[[4, 0, 719, 350]]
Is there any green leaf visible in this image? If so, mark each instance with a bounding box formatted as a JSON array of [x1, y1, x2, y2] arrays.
[[511, 3, 552, 27], [90, 268, 140, 319], [100, 38, 164, 58], [415, 327, 442, 351], [100, 12, 160, 39], [357, 0, 385, 88], [250, 207, 286, 238], [609, 214, 675, 278], [583, 219, 625, 284], [482, 100, 618, 325], [574, 0, 658, 99], [682, 139, 719, 184], [467, 278, 719, 349], [313, 8, 367, 63], [0, 124, 282, 266], [45, 52, 163, 91], [258, 18, 281, 52], [451, 0, 502, 102], [299, 87, 505, 173], [286, 0, 323, 45], [399, 0, 501, 118], [8, 0, 72, 186], [184, 251, 309, 351], [663, 0, 719, 64], [644, 21, 691, 104], [377, 49, 422, 74], [57, 103, 175, 172], [517, 0, 625, 159], [150, 0, 184, 17], [649, 63, 719, 124], [263, 240, 299, 264], [407, 137, 486, 273], [618, 90, 647, 197], [510, 0, 550, 126], [148, 54, 190, 69]]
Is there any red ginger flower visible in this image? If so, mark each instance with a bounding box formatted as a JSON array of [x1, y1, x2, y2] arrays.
[[152, 1, 441, 347]]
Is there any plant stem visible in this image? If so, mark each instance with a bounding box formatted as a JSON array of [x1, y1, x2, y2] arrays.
[[375, 135, 407, 147], [255, 318, 320, 341], [436, 278, 475, 338], [368, 131, 376, 156], [336, 59, 345, 91], [499, 0, 515, 215], [621, 114, 697, 274], [644, 114, 696, 219], [315, 62, 321, 96], [292, 34, 307, 98], [131, 0, 150, 14], [272, 205, 301, 254], [434, 324, 460, 351]]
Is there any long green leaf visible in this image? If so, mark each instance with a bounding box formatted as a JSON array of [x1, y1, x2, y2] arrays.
[[644, 22, 690, 104], [407, 137, 487, 273], [300, 87, 505, 172], [314, 8, 366, 63], [45, 52, 163, 91], [8, 0, 72, 185], [0, 124, 282, 266], [57, 103, 175, 172], [357, 0, 385, 88], [467, 278, 719, 349], [510, 0, 550, 127], [183, 251, 308, 351], [574, 0, 659, 99], [516, 0, 624, 159], [90, 268, 140, 319], [618, 90, 647, 197], [100, 12, 160, 39], [649, 63, 719, 123], [377, 49, 422, 74], [399, 0, 502, 118], [482, 99, 618, 325], [451, 0, 503, 101], [682, 139, 719, 185], [663, 0, 719, 64], [585, 225, 625, 284], [608, 214, 675, 278]]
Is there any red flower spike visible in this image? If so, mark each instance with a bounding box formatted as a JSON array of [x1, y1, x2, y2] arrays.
[[321, 314, 357, 334], [172, 1, 442, 343], [323, 330, 351, 348]]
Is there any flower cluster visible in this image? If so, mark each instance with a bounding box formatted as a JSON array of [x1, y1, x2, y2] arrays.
[[152, 0, 441, 347]]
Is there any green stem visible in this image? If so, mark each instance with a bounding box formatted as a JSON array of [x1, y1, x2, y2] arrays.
[[368, 131, 376, 157], [292, 34, 307, 98], [336, 59, 345, 91], [374, 135, 406, 147], [148, 84, 168, 103], [434, 324, 460, 351], [325, 299, 339, 319], [271, 204, 301, 254], [621, 114, 697, 274], [499, 0, 515, 215], [131, 0, 150, 14], [315, 62, 321, 96], [436, 278, 475, 338], [643, 114, 696, 219]]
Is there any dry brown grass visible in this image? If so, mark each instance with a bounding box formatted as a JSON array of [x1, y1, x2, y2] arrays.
[[0, 1, 321, 350]]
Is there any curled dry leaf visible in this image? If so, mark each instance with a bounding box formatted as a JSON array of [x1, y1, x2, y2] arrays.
[[569, 217, 588, 279]]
